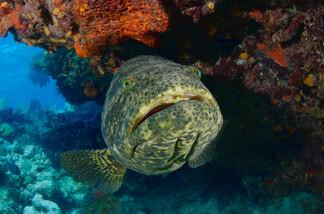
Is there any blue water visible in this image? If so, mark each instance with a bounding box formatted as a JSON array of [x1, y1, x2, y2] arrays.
[[0, 34, 66, 109]]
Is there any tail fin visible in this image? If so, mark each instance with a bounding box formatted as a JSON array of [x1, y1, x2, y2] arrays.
[[61, 149, 127, 193]]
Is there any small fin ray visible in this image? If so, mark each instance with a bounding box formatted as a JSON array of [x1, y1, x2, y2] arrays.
[[188, 143, 215, 168], [189, 120, 226, 168], [60, 149, 126, 193]]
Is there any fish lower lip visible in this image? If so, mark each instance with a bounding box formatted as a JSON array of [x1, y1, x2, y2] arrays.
[[131, 95, 206, 132]]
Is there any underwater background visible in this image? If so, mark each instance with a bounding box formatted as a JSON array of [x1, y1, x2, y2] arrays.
[[0, 34, 66, 109], [0, 0, 323, 213]]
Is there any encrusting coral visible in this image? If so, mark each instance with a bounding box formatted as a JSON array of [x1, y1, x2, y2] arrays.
[[0, 0, 169, 57], [73, 0, 169, 57]]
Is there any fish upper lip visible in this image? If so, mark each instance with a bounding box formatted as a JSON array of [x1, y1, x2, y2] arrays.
[[131, 94, 211, 132]]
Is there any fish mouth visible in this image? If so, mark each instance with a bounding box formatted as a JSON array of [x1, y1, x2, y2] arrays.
[[131, 94, 212, 132]]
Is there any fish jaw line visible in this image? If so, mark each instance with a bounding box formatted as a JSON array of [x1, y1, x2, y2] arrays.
[[130, 88, 216, 133]]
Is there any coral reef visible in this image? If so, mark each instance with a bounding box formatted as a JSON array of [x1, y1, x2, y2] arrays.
[[198, 4, 324, 193], [0, 0, 75, 49], [0, 105, 89, 213], [0, 0, 169, 57], [28, 56, 51, 87], [0, 123, 14, 138], [0, 137, 87, 212], [23, 194, 61, 214], [173, 0, 218, 22], [37, 102, 104, 152], [31, 48, 113, 104], [200, 4, 323, 119]]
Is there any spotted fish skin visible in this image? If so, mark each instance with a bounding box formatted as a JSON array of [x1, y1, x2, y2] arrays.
[[102, 55, 223, 175]]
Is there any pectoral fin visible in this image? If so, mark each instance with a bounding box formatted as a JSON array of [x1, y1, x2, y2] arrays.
[[188, 143, 215, 168], [189, 122, 224, 168], [60, 149, 127, 193]]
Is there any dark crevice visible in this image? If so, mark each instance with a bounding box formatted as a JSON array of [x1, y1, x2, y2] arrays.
[[40, 6, 53, 26], [281, 22, 305, 48], [167, 138, 180, 163], [131, 143, 141, 158], [186, 133, 200, 162]]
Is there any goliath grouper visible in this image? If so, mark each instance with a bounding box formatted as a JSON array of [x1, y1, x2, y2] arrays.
[[61, 56, 223, 192]]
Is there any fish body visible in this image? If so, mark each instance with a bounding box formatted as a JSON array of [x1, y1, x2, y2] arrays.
[[61, 56, 223, 192]]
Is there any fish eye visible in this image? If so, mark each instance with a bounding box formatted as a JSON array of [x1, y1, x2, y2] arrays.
[[190, 67, 202, 78], [122, 79, 132, 88]]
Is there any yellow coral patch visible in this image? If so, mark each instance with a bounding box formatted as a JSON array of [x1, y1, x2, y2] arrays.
[[303, 74, 316, 87], [97, 66, 105, 76], [207, 1, 215, 10], [66, 31, 73, 37], [53, 8, 60, 16], [239, 52, 249, 60], [44, 26, 51, 36], [294, 95, 301, 102], [0, 2, 9, 8]]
